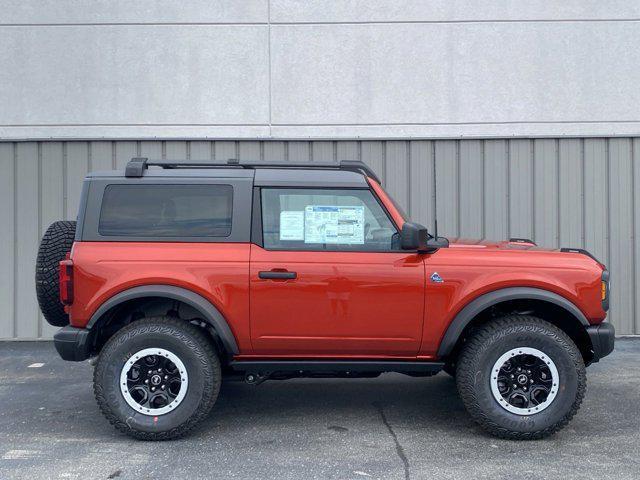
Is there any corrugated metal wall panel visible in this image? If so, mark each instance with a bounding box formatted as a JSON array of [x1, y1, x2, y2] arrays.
[[1, 138, 638, 339]]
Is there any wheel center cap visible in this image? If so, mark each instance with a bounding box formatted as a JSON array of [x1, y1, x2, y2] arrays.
[[517, 374, 528, 385], [150, 374, 162, 386]]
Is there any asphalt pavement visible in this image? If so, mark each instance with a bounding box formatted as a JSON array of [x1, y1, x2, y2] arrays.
[[0, 339, 639, 480]]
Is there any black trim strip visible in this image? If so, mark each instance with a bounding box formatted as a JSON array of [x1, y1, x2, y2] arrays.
[[229, 360, 444, 374]]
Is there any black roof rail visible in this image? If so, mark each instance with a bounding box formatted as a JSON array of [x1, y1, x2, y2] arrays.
[[124, 158, 382, 183]]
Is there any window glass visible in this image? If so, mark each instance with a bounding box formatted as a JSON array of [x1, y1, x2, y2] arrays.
[[261, 188, 399, 251], [99, 184, 232, 237]]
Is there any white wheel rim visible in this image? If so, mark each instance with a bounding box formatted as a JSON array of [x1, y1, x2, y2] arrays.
[[120, 348, 189, 416], [490, 347, 560, 416]]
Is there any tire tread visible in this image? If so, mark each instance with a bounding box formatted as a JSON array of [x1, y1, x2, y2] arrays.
[[93, 316, 221, 441], [456, 315, 586, 440]]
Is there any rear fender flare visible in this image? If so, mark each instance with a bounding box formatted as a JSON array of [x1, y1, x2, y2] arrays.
[[436, 287, 590, 357], [87, 285, 239, 355]]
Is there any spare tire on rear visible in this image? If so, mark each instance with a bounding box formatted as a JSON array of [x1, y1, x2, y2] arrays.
[[36, 221, 76, 327]]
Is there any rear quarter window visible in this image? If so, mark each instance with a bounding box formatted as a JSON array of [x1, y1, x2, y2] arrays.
[[98, 184, 232, 237]]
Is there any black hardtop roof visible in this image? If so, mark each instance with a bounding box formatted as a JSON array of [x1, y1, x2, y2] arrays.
[[119, 157, 381, 183]]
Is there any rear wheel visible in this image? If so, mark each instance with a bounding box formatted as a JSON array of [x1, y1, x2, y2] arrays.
[[456, 315, 586, 440], [94, 317, 221, 440]]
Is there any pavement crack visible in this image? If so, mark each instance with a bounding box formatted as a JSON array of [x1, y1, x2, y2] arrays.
[[373, 402, 410, 480]]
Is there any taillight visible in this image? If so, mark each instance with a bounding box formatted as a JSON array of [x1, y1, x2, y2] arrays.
[[59, 255, 74, 305]]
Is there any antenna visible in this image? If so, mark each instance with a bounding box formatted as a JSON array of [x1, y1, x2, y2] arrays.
[[432, 152, 438, 239]]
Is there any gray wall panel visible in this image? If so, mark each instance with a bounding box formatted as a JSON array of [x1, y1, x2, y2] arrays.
[[608, 138, 634, 335], [583, 139, 609, 266], [483, 140, 509, 241], [0, 144, 15, 338], [509, 139, 534, 240], [271, 1, 640, 23], [2, 0, 269, 24], [459, 140, 483, 239], [0, 25, 269, 127], [533, 139, 559, 248], [634, 139, 640, 335], [558, 139, 583, 248], [3, 3, 640, 140], [2, 138, 638, 339], [15, 143, 39, 338]]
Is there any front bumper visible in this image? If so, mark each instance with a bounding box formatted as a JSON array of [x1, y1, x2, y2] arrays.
[[53, 326, 92, 361], [587, 322, 615, 362]]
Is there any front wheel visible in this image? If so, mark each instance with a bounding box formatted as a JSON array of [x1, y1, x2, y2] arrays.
[[456, 315, 586, 440], [94, 317, 221, 440]]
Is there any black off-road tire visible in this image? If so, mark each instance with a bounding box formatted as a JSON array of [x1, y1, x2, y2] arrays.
[[94, 317, 221, 441], [35, 220, 76, 326], [456, 315, 586, 440]]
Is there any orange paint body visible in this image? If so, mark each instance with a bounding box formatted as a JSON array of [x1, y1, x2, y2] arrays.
[[68, 231, 606, 360]]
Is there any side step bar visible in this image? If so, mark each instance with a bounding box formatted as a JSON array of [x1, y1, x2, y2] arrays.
[[229, 360, 444, 384]]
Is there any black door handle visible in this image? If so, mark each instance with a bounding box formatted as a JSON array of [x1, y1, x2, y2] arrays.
[[258, 270, 297, 280]]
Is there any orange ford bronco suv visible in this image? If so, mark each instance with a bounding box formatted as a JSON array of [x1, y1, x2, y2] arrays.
[[36, 158, 614, 440]]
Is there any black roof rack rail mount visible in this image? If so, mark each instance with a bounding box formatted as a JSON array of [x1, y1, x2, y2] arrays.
[[560, 247, 600, 263], [125, 157, 148, 177], [509, 238, 537, 245], [123, 157, 382, 184]]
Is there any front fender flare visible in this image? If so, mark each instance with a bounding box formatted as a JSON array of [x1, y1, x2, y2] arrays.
[[436, 287, 589, 358], [86, 285, 239, 355]]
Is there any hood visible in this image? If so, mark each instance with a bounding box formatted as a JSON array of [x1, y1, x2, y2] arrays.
[[447, 237, 604, 266], [449, 238, 555, 252]]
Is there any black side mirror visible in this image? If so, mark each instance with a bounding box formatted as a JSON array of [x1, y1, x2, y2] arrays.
[[401, 222, 449, 253], [401, 222, 429, 251]]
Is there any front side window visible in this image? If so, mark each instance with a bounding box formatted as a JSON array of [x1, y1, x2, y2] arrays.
[[99, 184, 232, 237], [261, 188, 399, 251]]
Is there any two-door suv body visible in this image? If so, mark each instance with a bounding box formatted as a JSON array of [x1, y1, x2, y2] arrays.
[[36, 158, 614, 440]]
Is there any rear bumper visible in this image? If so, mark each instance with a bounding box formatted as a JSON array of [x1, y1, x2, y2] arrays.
[[53, 326, 92, 361], [587, 322, 615, 362]]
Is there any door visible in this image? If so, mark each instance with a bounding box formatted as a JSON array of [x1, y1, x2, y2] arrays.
[[250, 187, 425, 356]]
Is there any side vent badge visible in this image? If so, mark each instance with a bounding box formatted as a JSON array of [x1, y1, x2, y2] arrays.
[[430, 272, 444, 283]]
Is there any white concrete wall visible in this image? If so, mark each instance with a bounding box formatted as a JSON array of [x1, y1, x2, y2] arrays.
[[1, 0, 640, 140]]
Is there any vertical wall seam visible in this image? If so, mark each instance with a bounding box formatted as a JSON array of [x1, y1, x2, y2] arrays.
[[62, 142, 68, 220], [87, 141, 93, 172], [267, 0, 272, 137], [111, 141, 116, 169], [606, 138, 611, 267], [481, 140, 486, 240], [506, 140, 511, 238], [631, 139, 637, 334], [580, 138, 585, 246], [12, 143, 18, 338], [382, 141, 387, 187], [235, 141, 240, 161], [555, 138, 560, 247], [37, 142, 43, 338], [530, 139, 535, 241], [406, 140, 412, 217], [431, 141, 437, 229], [456, 140, 461, 236]]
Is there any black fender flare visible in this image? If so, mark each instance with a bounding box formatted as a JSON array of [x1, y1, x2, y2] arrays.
[[87, 285, 239, 355], [436, 287, 590, 357]]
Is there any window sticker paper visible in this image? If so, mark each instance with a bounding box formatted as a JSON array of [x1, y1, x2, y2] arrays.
[[304, 206, 365, 244], [279, 211, 305, 240]]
